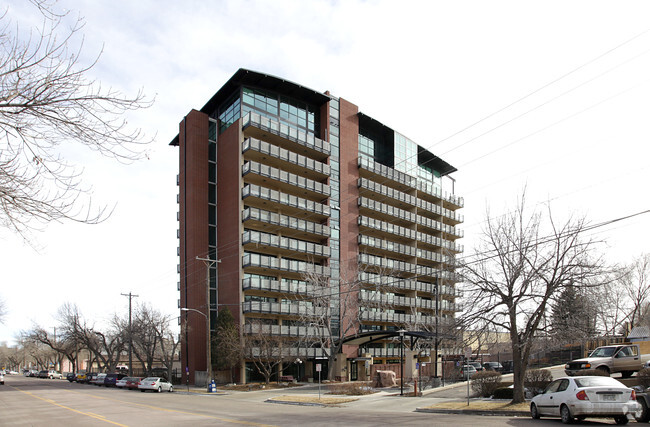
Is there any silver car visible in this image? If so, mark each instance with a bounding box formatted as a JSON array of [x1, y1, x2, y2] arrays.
[[530, 376, 640, 424], [138, 377, 173, 393]]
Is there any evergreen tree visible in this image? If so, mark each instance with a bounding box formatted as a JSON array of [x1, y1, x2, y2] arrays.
[[550, 284, 596, 343]]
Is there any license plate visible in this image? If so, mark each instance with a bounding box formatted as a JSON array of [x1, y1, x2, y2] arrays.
[[602, 394, 616, 401]]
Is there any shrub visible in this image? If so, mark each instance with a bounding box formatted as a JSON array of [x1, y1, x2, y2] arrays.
[[575, 369, 610, 377], [327, 382, 374, 396], [492, 387, 514, 399], [471, 370, 503, 397], [524, 369, 552, 396], [638, 368, 650, 388]]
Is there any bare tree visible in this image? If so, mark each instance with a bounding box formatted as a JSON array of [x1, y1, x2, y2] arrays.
[[214, 308, 241, 383], [154, 314, 181, 382], [592, 273, 630, 336], [22, 324, 80, 372], [620, 254, 650, 328], [0, 1, 152, 235], [461, 194, 604, 403], [243, 319, 288, 384]]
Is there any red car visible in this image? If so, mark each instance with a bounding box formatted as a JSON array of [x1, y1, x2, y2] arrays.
[[125, 377, 143, 390]]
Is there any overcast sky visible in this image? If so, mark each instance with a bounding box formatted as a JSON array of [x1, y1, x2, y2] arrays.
[[1, 0, 649, 346]]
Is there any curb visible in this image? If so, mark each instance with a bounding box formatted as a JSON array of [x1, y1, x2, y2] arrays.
[[265, 399, 328, 407], [415, 408, 530, 417]]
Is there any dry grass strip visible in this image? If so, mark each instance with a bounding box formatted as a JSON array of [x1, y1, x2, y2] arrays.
[[422, 401, 529, 411], [269, 394, 359, 405]]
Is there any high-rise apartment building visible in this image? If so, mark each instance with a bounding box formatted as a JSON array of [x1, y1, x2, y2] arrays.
[[172, 69, 463, 385]]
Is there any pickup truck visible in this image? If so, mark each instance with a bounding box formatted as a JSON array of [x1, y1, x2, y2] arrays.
[[565, 344, 650, 377]]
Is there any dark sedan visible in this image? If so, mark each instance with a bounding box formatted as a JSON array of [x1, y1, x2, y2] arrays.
[[103, 373, 127, 387]]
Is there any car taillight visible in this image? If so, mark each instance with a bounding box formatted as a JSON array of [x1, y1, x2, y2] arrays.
[[631, 390, 637, 400], [576, 390, 589, 401]]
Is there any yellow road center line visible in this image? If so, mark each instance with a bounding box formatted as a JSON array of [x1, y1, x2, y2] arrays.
[[10, 386, 127, 427]]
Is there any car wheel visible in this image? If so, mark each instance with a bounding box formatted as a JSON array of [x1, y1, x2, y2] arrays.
[[596, 366, 610, 376], [168, 386, 173, 393], [621, 371, 634, 378], [575, 416, 586, 421], [157, 386, 162, 393], [614, 415, 629, 425], [560, 405, 574, 424], [636, 399, 650, 422], [141, 389, 145, 392], [530, 403, 540, 419]]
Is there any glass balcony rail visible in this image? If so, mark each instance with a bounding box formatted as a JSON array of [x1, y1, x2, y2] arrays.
[[359, 290, 436, 310], [249, 347, 328, 358], [357, 216, 416, 240], [414, 212, 464, 238], [359, 253, 447, 279], [357, 157, 417, 188], [242, 276, 315, 295], [243, 138, 330, 176], [243, 207, 330, 237], [243, 323, 328, 337], [243, 161, 330, 197], [242, 230, 330, 258], [415, 179, 465, 208], [415, 229, 463, 253], [358, 178, 417, 208], [242, 301, 329, 317], [357, 269, 460, 291], [358, 234, 417, 258], [242, 184, 331, 217], [243, 252, 329, 276], [242, 111, 330, 156], [358, 197, 416, 223]]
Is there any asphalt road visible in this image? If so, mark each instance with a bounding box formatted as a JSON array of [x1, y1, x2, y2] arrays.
[[0, 373, 626, 426]]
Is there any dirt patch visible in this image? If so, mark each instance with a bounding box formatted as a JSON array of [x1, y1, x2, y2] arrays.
[[268, 394, 359, 405], [422, 400, 530, 412]]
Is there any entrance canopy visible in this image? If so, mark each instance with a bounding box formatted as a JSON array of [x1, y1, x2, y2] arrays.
[[340, 330, 438, 350]]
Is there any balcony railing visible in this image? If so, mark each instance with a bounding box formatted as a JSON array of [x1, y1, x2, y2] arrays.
[[242, 252, 329, 276], [358, 234, 417, 258], [242, 230, 330, 258], [243, 301, 329, 317], [358, 157, 417, 188], [243, 137, 330, 177], [243, 161, 330, 197], [242, 111, 330, 156], [243, 207, 330, 237], [242, 277, 315, 296], [242, 184, 330, 217], [243, 323, 328, 337]]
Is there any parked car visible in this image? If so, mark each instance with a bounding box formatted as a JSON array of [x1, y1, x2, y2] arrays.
[[115, 376, 131, 388], [483, 362, 504, 372], [103, 373, 127, 387], [47, 370, 62, 379], [126, 377, 143, 390], [66, 372, 76, 382], [38, 370, 49, 378], [86, 373, 99, 384], [92, 373, 107, 386], [76, 372, 88, 383], [0, 373, 4, 385], [138, 377, 173, 393], [530, 376, 640, 424], [501, 360, 514, 374], [468, 361, 483, 372], [565, 344, 650, 377], [459, 365, 477, 377]]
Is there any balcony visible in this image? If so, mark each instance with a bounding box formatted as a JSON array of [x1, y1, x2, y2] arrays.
[[248, 346, 328, 358], [243, 323, 328, 338], [242, 184, 330, 220], [358, 197, 416, 226], [243, 161, 330, 201], [242, 112, 330, 161], [358, 178, 417, 209], [242, 230, 330, 260], [243, 207, 329, 241], [242, 301, 329, 317], [358, 216, 416, 243], [415, 180, 464, 209], [358, 234, 417, 258], [242, 252, 329, 277], [242, 276, 315, 296], [243, 137, 330, 181], [358, 157, 416, 192]]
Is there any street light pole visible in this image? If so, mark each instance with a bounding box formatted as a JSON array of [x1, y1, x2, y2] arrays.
[[398, 329, 406, 396], [181, 307, 211, 386]]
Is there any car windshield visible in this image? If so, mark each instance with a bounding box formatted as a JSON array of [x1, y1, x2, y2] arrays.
[[575, 377, 624, 388], [589, 347, 616, 357]]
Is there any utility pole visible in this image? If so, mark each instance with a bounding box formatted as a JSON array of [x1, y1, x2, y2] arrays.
[[121, 292, 139, 376], [196, 256, 220, 386]]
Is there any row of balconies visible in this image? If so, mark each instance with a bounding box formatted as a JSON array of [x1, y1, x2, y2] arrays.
[[358, 178, 463, 225], [242, 111, 330, 157], [243, 137, 330, 178], [242, 252, 330, 277], [358, 271, 459, 295], [248, 346, 328, 358], [243, 323, 328, 338], [243, 207, 330, 238], [359, 347, 432, 358], [242, 230, 330, 258], [242, 184, 330, 218], [358, 234, 456, 266], [243, 161, 330, 199], [359, 290, 437, 311], [359, 253, 447, 279], [242, 276, 315, 296], [242, 301, 328, 317], [359, 197, 463, 238], [359, 310, 446, 326], [358, 157, 464, 212], [358, 216, 463, 253]]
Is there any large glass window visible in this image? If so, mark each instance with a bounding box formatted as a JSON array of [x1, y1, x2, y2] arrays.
[[359, 134, 375, 160], [241, 86, 319, 134], [218, 92, 241, 134]]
